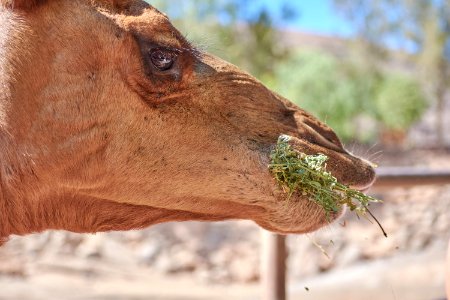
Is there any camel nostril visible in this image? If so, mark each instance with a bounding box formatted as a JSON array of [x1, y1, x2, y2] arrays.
[[301, 118, 345, 153], [313, 132, 347, 154], [317, 128, 343, 150]]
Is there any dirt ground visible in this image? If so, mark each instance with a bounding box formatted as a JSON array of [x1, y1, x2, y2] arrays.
[[0, 241, 447, 300]]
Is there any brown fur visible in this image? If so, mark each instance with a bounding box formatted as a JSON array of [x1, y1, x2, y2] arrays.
[[0, 0, 135, 10], [0, 0, 42, 9], [0, 0, 375, 244]]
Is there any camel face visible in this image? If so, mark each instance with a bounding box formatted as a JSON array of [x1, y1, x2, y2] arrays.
[[0, 0, 375, 238]]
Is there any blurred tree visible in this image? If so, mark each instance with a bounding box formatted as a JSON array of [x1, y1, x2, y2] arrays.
[[271, 50, 426, 144], [333, 0, 450, 147], [270, 50, 381, 142], [375, 74, 427, 146]]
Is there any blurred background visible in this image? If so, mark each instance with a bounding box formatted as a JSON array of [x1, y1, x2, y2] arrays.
[[1, 1, 450, 299]]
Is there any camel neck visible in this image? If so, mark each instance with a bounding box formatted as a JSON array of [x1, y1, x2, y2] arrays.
[[0, 179, 14, 245], [0, 185, 63, 242], [0, 133, 37, 243], [0, 196, 6, 245]]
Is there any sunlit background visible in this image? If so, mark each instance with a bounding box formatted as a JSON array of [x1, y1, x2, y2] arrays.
[[1, 1, 449, 299]]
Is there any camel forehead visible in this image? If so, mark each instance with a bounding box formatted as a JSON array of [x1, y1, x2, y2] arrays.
[[0, 0, 185, 48], [94, 0, 185, 48]]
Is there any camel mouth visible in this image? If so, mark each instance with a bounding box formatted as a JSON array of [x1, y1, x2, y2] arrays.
[[261, 134, 376, 233], [270, 135, 377, 189]]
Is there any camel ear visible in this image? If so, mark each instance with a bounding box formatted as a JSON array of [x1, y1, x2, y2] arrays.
[[1, 0, 44, 10]]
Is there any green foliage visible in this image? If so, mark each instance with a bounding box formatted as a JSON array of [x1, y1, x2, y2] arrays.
[[333, 0, 450, 145], [270, 50, 381, 142], [375, 74, 427, 130], [269, 135, 386, 235], [270, 50, 427, 142]]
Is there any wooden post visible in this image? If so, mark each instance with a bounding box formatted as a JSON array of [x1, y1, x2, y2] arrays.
[[374, 167, 450, 188], [446, 239, 450, 298], [261, 230, 287, 300], [259, 168, 450, 300]]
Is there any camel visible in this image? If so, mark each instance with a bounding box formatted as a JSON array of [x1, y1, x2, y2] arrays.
[[0, 0, 376, 246]]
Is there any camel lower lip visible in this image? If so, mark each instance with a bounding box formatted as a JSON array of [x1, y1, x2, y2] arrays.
[[359, 187, 370, 193], [351, 184, 372, 193], [350, 182, 373, 193], [350, 177, 377, 192]]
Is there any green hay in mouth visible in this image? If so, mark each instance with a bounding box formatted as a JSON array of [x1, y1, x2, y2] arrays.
[[269, 135, 387, 237]]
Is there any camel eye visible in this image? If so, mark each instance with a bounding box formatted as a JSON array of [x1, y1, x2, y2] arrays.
[[150, 48, 178, 71]]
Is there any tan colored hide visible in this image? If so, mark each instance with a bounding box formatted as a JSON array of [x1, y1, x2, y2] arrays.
[[0, 0, 375, 244]]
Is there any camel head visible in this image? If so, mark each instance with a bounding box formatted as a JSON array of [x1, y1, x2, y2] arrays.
[[0, 0, 375, 242]]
